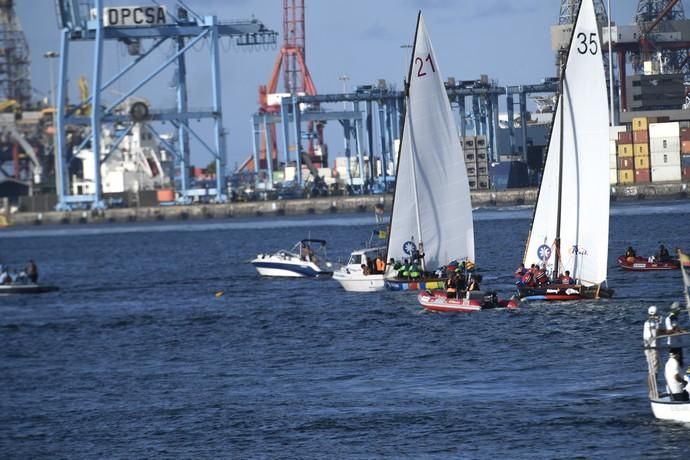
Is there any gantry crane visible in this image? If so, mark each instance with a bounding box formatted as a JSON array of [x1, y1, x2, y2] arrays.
[[52, 0, 277, 209], [243, 0, 326, 186]]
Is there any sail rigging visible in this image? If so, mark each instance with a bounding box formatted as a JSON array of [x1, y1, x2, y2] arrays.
[[385, 12, 475, 273]]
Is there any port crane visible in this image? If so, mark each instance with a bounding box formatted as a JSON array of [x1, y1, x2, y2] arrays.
[[52, 0, 277, 210], [244, 0, 326, 190]]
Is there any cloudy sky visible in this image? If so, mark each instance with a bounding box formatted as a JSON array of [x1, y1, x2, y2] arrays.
[[19, 0, 640, 168]]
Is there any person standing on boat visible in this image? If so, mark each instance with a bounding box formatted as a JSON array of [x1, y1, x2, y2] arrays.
[[445, 273, 458, 299], [664, 348, 689, 401], [644, 306, 661, 375], [26, 260, 38, 283], [665, 302, 685, 364], [657, 244, 671, 262]]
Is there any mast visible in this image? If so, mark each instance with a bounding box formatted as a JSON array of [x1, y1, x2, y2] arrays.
[[386, 11, 425, 271], [407, 11, 425, 272], [553, 56, 565, 283]]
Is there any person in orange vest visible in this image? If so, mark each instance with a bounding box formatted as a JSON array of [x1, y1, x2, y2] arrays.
[[375, 256, 386, 273], [559, 270, 574, 285]]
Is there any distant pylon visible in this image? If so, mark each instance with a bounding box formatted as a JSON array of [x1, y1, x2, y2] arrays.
[[0, 0, 31, 106], [558, 0, 608, 25]]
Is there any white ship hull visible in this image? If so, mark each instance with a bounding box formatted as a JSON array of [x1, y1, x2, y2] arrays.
[[650, 397, 690, 423]]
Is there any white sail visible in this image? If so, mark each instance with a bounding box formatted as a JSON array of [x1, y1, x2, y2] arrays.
[[523, 0, 609, 286], [386, 13, 475, 272]]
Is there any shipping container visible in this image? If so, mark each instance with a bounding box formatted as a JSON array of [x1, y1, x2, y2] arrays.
[[618, 157, 634, 170], [463, 137, 476, 150], [635, 168, 651, 183], [618, 169, 635, 184], [650, 150, 681, 166], [609, 168, 618, 185], [475, 136, 487, 149], [609, 154, 617, 169], [681, 127, 690, 141], [476, 149, 488, 162], [464, 151, 476, 163], [609, 140, 617, 156], [634, 143, 649, 156], [682, 140, 690, 154], [651, 164, 682, 182], [477, 174, 490, 189], [618, 131, 633, 144], [634, 155, 650, 170], [650, 136, 680, 153], [632, 117, 649, 131], [466, 165, 476, 176], [477, 165, 489, 176], [633, 130, 649, 145], [618, 143, 634, 157], [649, 121, 680, 138]]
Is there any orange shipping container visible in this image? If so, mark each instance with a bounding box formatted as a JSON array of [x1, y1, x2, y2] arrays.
[[633, 130, 649, 145], [157, 189, 175, 202], [635, 168, 651, 183], [635, 155, 650, 170], [617, 143, 634, 157], [618, 169, 634, 184]]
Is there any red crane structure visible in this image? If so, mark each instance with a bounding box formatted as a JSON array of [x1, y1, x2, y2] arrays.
[[241, 0, 326, 174]]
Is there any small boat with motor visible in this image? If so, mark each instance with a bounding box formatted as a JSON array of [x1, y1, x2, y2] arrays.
[[0, 283, 59, 294], [332, 246, 387, 292], [646, 250, 690, 423], [418, 290, 519, 313], [617, 255, 680, 271], [251, 239, 333, 278]]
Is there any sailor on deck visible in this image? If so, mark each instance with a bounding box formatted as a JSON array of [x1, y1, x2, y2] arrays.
[[665, 302, 685, 364], [643, 306, 660, 374], [664, 348, 689, 401]]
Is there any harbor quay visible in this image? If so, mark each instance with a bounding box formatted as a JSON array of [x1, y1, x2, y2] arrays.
[[5, 181, 688, 227]]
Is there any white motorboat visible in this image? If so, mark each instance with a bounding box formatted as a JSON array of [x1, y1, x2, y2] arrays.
[[332, 246, 387, 292], [251, 239, 333, 278], [647, 250, 690, 423]]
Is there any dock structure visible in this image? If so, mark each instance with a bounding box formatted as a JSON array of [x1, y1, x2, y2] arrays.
[[52, 0, 277, 210]]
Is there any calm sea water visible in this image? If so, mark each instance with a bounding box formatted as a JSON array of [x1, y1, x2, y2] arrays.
[[1, 201, 690, 459]]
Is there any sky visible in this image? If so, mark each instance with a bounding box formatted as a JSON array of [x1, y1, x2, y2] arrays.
[[19, 0, 641, 170]]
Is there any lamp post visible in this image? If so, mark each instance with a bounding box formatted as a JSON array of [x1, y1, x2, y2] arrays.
[[44, 51, 59, 189], [338, 74, 349, 109], [607, 0, 615, 126]]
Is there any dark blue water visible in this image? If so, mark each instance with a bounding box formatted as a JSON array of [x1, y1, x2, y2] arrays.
[[1, 201, 690, 459]]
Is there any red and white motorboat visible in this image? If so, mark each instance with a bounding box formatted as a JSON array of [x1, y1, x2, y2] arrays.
[[616, 255, 680, 271], [418, 290, 519, 313]]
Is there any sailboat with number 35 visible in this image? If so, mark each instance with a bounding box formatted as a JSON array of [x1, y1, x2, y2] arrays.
[[516, 0, 613, 301]]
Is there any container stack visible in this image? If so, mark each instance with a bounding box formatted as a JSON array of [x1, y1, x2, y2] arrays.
[[632, 116, 652, 183], [680, 124, 690, 181], [609, 126, 626, 185], [463, 136, 477, 189], [649, 121, 682, 182], [462, 135, 490, 190], [617, 129, 634, 184], [475, 135, 490, 189]]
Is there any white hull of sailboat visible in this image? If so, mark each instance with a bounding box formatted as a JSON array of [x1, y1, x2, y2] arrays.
[[650, 397, 690, 423]]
